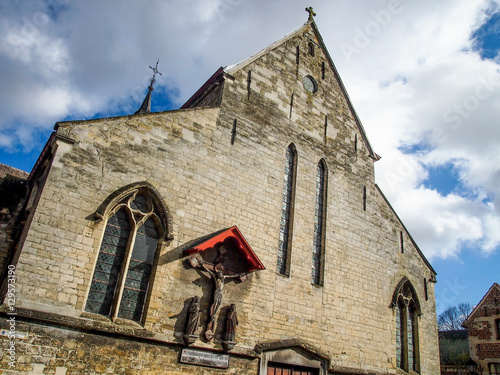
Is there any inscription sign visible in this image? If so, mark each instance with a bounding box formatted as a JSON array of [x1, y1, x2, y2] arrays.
[[180, 348, 230, 369]]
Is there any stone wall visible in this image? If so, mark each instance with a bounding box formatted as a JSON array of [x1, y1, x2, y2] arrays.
[[0, 317, 258, 375]]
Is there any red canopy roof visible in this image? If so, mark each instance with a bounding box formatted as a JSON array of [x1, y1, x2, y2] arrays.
[[183, 226, 265, 273]]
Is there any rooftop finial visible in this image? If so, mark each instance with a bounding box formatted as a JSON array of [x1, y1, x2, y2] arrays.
[[135, 59, 162, 115], [305, 6, 316, 21], [148, 59, 162, 89]]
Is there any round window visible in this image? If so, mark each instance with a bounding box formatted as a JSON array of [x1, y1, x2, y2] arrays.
[[302, 75, 318, 93]]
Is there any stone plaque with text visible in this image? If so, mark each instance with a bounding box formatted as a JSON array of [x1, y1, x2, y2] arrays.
[[180, 348, 230, 368]]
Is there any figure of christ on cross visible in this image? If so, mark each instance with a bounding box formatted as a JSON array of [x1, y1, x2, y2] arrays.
[[189, 252, 246, 341]]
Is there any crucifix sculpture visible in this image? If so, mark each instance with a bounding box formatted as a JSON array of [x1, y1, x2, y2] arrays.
[[184, 226, 265, 343], [189, 246, 247, 341]]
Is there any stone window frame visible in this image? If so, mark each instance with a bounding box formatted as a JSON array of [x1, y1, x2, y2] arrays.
[[255, 339, 330, 375], [490, 362, 500, 375], [277, 144, 298, 276], [391, 277, 421, 374], [84, 182, 171, 325], [311, 159, 328, 286]]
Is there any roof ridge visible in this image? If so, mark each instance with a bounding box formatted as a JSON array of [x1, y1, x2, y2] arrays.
[[225, 22, 309, 75], [462, 282, 500, 328]]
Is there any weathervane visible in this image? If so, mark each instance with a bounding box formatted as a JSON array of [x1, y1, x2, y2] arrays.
[[135, 59, 162, 115], [305, 6, 316, 21]]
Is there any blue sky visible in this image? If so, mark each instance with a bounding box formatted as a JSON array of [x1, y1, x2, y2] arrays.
[[1, 0, 499, 315]]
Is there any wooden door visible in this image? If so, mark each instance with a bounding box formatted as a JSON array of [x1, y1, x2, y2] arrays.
[[267, 363, 318, 375]]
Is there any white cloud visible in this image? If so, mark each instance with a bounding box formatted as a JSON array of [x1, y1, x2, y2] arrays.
[[330, 0, 500, 260], [1, 25, 70, 77], [392, 187, 487, 259], [482, 214, 500, 252]]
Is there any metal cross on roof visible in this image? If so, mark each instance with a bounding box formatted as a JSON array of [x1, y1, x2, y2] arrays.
[[305, 6, 316, 21], [148, 59, 162, 87], [149, 59, 162, 78], [134, 59, 162, 115]]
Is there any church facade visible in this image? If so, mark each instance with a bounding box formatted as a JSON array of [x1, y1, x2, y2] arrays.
[[0, 14, 439, 375]]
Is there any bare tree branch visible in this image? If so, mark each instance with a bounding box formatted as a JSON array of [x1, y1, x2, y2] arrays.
[[438, 303, 473, 331]]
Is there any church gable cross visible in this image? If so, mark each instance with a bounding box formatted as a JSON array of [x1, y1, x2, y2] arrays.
[[305, 6, 316, 21]]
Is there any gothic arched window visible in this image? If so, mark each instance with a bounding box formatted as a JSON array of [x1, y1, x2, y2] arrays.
[[392, 278, 421, 373], [277, 144, 297, 275], [308, 42, 315, 56], [85, 188, 167, 323], [312, 159, 327, 285]]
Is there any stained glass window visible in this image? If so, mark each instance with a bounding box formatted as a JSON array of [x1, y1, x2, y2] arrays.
[[312, 160, 326, 285], [86, 209, 130, 316], [409, 304, 418, 372], [277, 145, 296, 275], [396, 299, 405, 370], [407, 305, 414, 371], [85, 190, 162, 323], [130, 194, 148, 212], [118, 217, 158, 321]]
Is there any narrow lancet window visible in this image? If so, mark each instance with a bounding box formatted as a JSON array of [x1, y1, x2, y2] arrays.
[[363, 186, 367, 211], [118, 216, 159, 321], [312, 160, 327, 285], [324, 115, 328, 141], [231, 119, 237, 145], [392, 278, 421, 373], [247, 70, 252, 100], [296, 46, 300, 64], [86, 209, 130, 317], [277, 144, 297, 275], [396, 299, 405, 370]]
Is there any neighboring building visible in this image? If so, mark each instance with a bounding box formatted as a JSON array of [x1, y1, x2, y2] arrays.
[[0, 12, 440, 375], [463, 283, 500, 375]]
